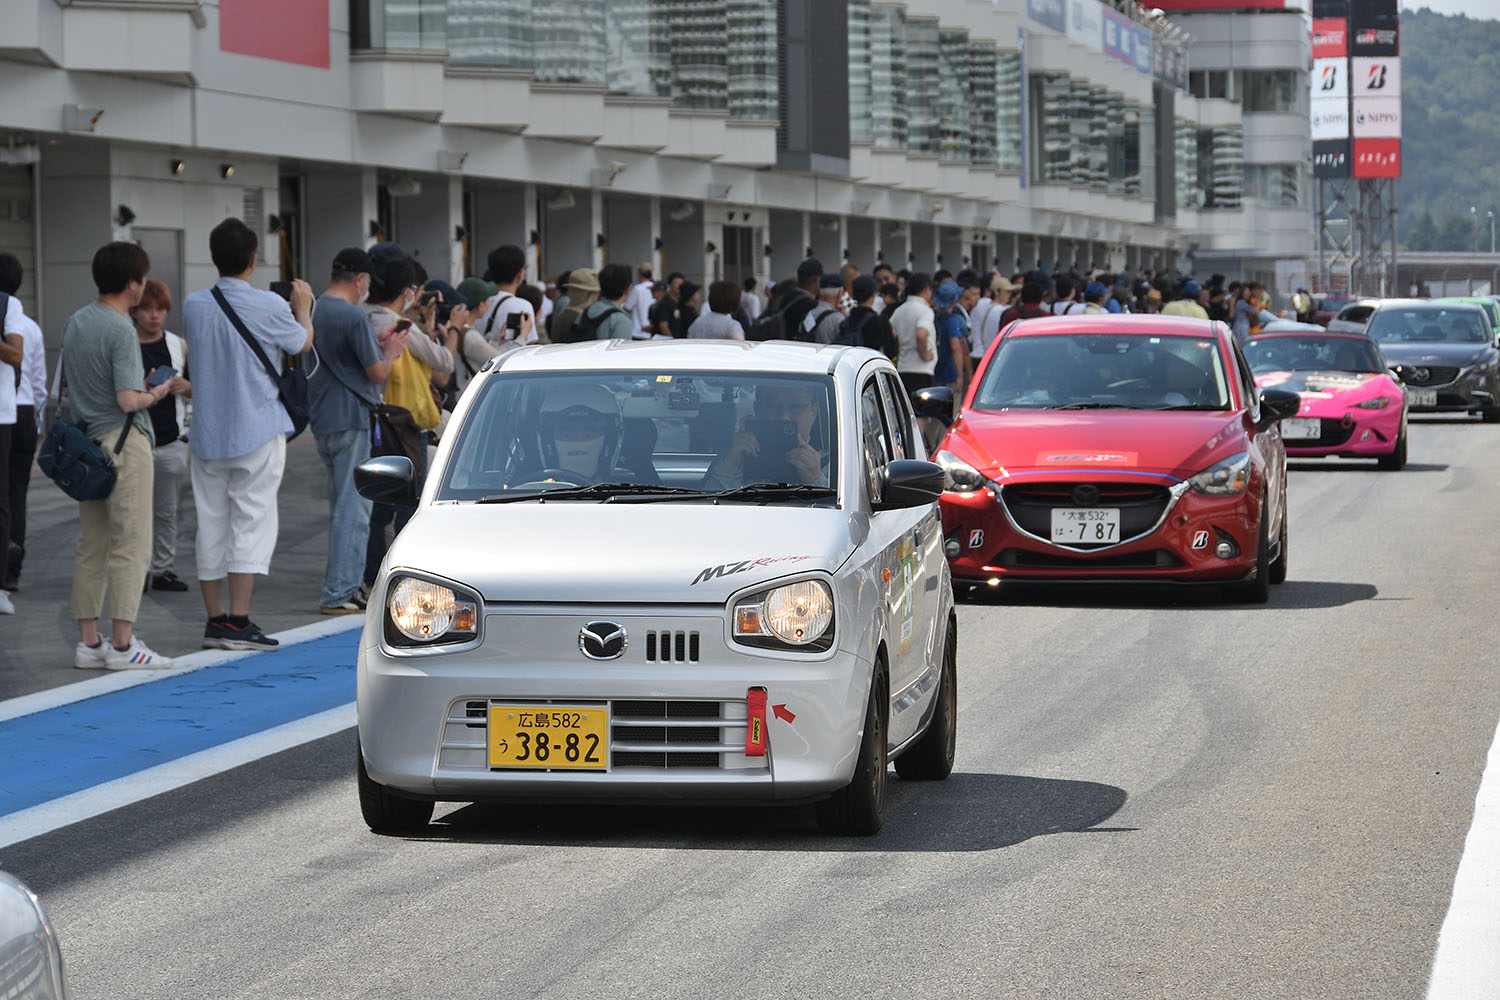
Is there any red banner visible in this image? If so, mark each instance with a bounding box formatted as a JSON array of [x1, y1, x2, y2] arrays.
[[1312, 17, 1349, 58], [1353, 138, 1401, 178], [220, 0, 330, 69]]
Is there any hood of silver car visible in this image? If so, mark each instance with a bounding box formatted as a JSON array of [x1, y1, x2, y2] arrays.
[[385, 503, 860, 604]]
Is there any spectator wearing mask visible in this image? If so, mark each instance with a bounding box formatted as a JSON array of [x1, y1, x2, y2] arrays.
[[549, 269, 600, 342], [479, 244, 536, 347], [688, 280, 749, 339], [1081, 282, 1109, 314], [811, 274, 847, 344], [308, 247, 409, 615], [1108, 279, 1132, 314], [1, 253, 44, 598], [968, 276, 997, 351], [627, 263, 655, 339], [131, 279, 193, 594], [547, 271, 571, 331], [182, 218, 312, 652], [891, 272, 937, 394], [1162, 280, 1210, 319], [65, 242, 180, 666], [839, 275, 898, 358]]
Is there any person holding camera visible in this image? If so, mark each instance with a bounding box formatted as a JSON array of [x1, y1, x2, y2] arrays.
[[131, 279, 193, 594], [181, 218, 312, 652], [478, 244, 536, 349]]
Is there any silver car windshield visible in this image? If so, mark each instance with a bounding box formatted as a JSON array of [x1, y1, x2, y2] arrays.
[[1367, 307, 1490, 344], [973, 333, 1232, 411], [438, 370, 838, 501]]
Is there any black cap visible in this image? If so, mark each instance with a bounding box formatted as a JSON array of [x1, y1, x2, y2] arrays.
[[331, 246, 372, 276], [820, 273, 845, 290], [851, 275, 877, 302], [423, 278, 466, 307]]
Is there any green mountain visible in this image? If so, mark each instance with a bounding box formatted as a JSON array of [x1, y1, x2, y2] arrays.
[[1399, 8, 1500, 250]]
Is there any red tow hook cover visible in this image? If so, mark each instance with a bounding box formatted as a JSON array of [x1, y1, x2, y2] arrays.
[[746, 687, 769, 757]]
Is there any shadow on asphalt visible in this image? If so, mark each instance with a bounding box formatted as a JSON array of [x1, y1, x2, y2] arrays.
[[959, 579, 1376, 610], [1407, 416, 1494, 425], [1288, 460, 1449, 473], [415, 771, 1129, 852]]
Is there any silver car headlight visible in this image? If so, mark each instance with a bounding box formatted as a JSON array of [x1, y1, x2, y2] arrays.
[[1188, 451, 1251, 495], [934, 449, 988, 491], [385, 575, 479, 647], [733, 580, 835, 652]]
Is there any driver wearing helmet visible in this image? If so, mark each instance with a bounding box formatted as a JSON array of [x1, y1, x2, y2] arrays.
[[533, 383, 623, 484]]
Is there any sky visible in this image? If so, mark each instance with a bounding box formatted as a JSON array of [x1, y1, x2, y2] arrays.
[[1399, 0, 1498, 19]]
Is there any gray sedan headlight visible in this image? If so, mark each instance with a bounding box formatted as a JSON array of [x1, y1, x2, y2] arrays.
[[734, 580, 835, 652], [385, 575, 479, 647]]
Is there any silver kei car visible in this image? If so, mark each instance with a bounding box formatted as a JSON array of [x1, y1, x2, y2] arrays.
[[353, 340, 957, 836]]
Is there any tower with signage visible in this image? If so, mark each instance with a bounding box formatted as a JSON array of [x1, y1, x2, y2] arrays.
[[1313, 0, 1400, 295]]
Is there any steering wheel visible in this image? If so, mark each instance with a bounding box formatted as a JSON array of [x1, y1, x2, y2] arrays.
[[511, 468, 590, 490]]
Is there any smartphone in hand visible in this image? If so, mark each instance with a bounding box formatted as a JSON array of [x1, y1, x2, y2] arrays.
[[146, 366, 177, 388]]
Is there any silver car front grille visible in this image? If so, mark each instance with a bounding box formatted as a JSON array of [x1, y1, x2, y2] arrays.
[[438, 697, 767, 773], [644, 631, 700, 663]]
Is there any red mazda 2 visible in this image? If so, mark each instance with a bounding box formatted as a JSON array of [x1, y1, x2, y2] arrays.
[[918, 315, 1300, 602]]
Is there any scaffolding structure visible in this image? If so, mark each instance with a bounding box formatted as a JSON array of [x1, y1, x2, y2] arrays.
[[1317, 177, 1398, 296]]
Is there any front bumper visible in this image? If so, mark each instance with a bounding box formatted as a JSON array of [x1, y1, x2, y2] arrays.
[[357, 605, 870, 804], [939, 478, 1260, 584], [1283, 407, 1403, 458], [1401, 370, 1496, 413]]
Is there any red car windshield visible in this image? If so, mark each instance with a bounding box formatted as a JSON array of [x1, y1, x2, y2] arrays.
[[973, 333, 1233, 412], [1244, 336, 1383, 374]]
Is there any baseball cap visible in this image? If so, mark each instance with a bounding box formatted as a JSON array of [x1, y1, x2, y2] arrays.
[[456, 277, 497, 305], [820, 273, 845, 290], [991, 275, 1018, 293], [851, 274, 877, 302], [423, 278, 466, 307], [331, 246, 372, 276], [1085, 281, 1109, 299]]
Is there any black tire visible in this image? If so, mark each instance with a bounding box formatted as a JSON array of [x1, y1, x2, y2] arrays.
[[1224, 504, 1270, 604], [1377, 429, 1407, 470], [1268, 500, 1288, 586], [1484, 407, 1500, 424], [817, 667, 888, 836], [895, 621, 957, 781], [358, 738, 435, 833]]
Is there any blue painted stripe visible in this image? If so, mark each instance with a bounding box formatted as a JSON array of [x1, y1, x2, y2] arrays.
[[0, 633, 359, 817]]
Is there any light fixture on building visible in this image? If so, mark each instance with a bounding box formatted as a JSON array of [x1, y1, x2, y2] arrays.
[[267, 214, 284, 234], [974, 216, 990, 229], [926, 200, 945, 221], [850, 201, 871, 215], [706, 183, 732, 201], [113, 204, 136, 227], [368, 220, 385, 240], [170, 159, 186, 175], [0, 141, 40, 166], [591, 161, 628, 187], [763, 244, 773, 258], [907, 252, 916, 264], [805, 246, 814, 257], [437, 150, 468, 172], [387, 177, 421, 197], [546, 189, 576, 211], [876, 248, 884, 261], [654, 237, 665, 251], [705, 241, 717, 254], [596, 232, 609, 249], [528, 229, 540, 246], [842, 247, 850, 260], [454, 225, 467, 242], [62, 104, 104, 132], [666, 200, 695, 222], [220, 163, 235, 179]]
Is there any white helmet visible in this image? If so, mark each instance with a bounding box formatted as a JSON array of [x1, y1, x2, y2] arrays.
[[538, 383, 622, 480]]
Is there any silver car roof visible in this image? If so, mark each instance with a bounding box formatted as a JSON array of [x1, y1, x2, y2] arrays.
[[488, 339, 888, 380]]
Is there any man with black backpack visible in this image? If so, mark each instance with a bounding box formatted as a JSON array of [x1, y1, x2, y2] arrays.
[[837, 275, 898, 359], [568, 263, 635, 341], [749, 257, 823, 342]]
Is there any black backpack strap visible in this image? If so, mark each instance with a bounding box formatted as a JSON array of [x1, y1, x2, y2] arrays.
[[210, 286, 283, 388], [483, 292, 512, 340]]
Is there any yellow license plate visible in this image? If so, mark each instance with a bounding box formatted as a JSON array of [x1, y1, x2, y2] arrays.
[[488, 705, 609, 770]]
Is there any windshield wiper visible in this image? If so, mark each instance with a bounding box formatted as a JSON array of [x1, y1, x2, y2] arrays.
[[714, 483, 838, 502], [1149, 404, 1229, 411], [476, 482, 707, 504], [1052, 402, 1136, 409]]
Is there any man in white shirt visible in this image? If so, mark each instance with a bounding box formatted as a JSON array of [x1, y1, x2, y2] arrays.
[[479, 244, 536, 348], [891, 272, 937, 395], [0, 253, 46, 595], [628, 263, 655, 339], [740, 277, 763, 323], [0, 262, 25, 614]]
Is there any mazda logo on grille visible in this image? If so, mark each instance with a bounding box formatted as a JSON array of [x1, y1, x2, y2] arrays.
[[1072, 484, 1100, 506], [1413, 367, 1430, 383], [579, 621, 627, 660]]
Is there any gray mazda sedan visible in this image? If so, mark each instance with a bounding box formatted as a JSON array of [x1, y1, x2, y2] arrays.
[[353, 340, 956, 836]]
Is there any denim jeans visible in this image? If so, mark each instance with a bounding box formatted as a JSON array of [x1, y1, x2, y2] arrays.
[[316, 428, 373, 607]]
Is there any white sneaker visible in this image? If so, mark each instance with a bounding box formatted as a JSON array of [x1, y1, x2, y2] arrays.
[[104, 637, 173, 670], [74, 640, 109, 669], [0, 590, 13, 615]]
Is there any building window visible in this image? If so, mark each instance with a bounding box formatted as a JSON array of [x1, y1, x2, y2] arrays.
[[604, 0, 671, 97], [1199, 127, 1244, 210], [1238, 70, 1304, 114], [968, 43, 998, 167], [848, 0, 872, 142], [869, 6, 908, 149], [938, 30, 971, 161], [905, 19, 940, 154], [669, 0, 728, 110], [353, 0, 448, 50], [727, 0, 777, 118], [533, 0, 607, 84], [995, 50, 1021, 173], [445, 0, 528, 67], [1188, 69, 1232, 101], [1245, 163, 1303, 207], [1031, 72, 1073, 184], [1176, 117, 1201, 208]]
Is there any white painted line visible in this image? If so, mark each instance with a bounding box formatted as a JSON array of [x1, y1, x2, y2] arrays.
[[1427, 710, 1500, 999], [0, 702, 356, 850], [0, 617, 363, 724]]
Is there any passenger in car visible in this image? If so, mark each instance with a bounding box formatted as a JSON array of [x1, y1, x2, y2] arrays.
[[703, 384, 829, 490]]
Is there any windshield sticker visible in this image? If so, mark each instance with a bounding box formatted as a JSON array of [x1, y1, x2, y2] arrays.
[[692, 555, 813, 586], [1038, 451, 1138, 466], [656, 375, 673, 382]]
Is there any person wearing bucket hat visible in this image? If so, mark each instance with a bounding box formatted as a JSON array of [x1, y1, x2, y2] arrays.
[[548, 268, 601, 343]]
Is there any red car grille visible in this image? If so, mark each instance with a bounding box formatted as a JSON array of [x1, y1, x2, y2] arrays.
[[997, 549, 1182, 569], [1000, 482, 1172, 545]]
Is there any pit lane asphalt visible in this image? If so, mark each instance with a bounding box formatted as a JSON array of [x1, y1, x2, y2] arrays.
[[4, 416, 1499, 1000]]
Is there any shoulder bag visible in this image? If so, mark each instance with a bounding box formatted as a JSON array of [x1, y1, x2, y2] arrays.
[[211, 286, 309, 440], [318, 351, 427, 471], [35, 356, 132, 502]]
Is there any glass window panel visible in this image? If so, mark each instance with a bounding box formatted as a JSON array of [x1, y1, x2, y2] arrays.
[[938, 29, 971, 161], [1106, 94, 1129, 196], [968, 43, 997, 167], [1068, 78, 1092, 186], [727, 0, 777, 118], [358, 0, 448, 50], [670, 0, 727, 110], [1176, 118, 1200, 208], [447, 0, 529, 67], [1035, 72, 1072, 183], [869, 6, 908, 149], [848, 0, 872, 143], [1240, 70, 1304, 114], [532, 0, 607, 84], [604, 0, 671, 96], [996, 50, 1021, 172], [905, 19, 940, 154], [1199, 127, 1244, 210]]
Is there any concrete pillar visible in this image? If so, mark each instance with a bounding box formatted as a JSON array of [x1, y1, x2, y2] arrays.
[[800, 213, 812, 262], [648, 195, 663, 278], [590, 188, 605, 270]]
